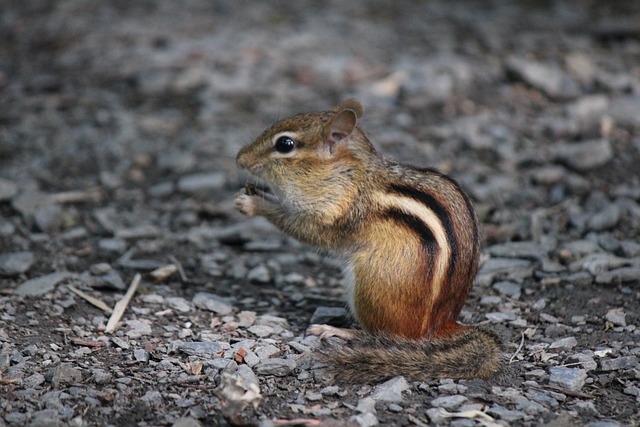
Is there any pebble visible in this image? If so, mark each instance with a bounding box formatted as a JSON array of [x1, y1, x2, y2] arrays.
[[554, 139, 613, 172], [248, 325, 275, 338], [506, 56, 579, 99], [177, 172, 226, 193], [254, 358, 296, 376], [255, 314, 290, 329], [125, 319, 153, 338], [351, 412, 379, 427], [588, 205, 621, 231], [173, 341, 223, 357], [370, 376, 410, 403], [608, 96, 640, 127], [247, 264, 272, 283], [596, 267, 640, 285], [356, 397, 377, 413], [192, 292, 234, 315], [599, 356, 638, 371], [47, 363, 82, 388], [0, 178, 18, 201], [486, 241, 553, 260], [492, 281, 522, 299], [309, 306, 351, 326], [549, 337, 577, 351], [430, 394, 468, 410], [141, 390, 163, 406], [479, 258, 531, 274], [166, 297, 192, 313], [92, 369, 112, 384], [487, 404, 526, 422], [15, 272, 74, 296], [172, 417, 203, 427], [133, 349, 151, 362], [0, 251, 34, 276], [548, 367, 587, 390], [604, 308, 626, 326]]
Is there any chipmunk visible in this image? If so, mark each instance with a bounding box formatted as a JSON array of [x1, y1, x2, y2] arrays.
[[234, 99, 503, 383]]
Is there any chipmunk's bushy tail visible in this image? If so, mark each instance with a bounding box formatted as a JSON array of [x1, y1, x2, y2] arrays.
[[319, 326, 503, 384]]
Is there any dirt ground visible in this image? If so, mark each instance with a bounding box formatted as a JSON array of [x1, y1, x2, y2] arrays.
[[0, 1, 639, 426]]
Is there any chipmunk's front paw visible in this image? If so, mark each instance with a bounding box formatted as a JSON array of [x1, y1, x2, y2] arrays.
[[234, 192, 259, 216]]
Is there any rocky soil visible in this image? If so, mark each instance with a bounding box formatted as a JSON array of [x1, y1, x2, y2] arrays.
[[1, 1, 639, 426]]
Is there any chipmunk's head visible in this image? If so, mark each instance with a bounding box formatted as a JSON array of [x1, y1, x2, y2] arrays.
[[236, 99, 376, 209]]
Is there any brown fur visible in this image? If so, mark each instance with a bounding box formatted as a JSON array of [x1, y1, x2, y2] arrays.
[[235, 98, 503, 382]]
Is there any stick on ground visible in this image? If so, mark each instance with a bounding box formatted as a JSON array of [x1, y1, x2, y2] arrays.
[[105, 273, 142, 334]]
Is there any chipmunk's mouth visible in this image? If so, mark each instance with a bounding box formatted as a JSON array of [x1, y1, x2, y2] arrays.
[[245, 180, 279, 204]]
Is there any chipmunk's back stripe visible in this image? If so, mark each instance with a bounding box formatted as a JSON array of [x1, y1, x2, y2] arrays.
[[383, 207, 438, 253], [388, 183, 458, 280]]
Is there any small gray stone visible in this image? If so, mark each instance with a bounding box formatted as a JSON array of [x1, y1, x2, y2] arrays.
[[29, 409, 61, 427], [506, 56, 579, 99], [90, 263, 112, 275], [0, 178, 18, 201], [492, 281, 522, 299], [605, 308, 626, 326], [174, 341, 222, 357], [588, 205, 621, 231], [310, 306, 351, 326], [554, 139, 613, 172], [248, 325, 275, 338], [479, 258, 531, 274], [247, 264, 271, 283], [166, 297, 192, 313], [133, 348, 151, 362], [0, 251, 34, 276], [568, 353, 598, 371], [172, 417, 203, 427], [16, 272, 73, 296], [33, 204, 63, 232], [92, 369, 112, 385], [351, 412, 379, 427], [430, 394, 468, 410], [125, 320, 152, 338], [549, 367, 587, 390], [485, 312, 517, 322], [141, 390, 163, 406], [177, 172, 225, 193], [356, 396, 377, 414], [608, 96, 640, 127], [23, 373, 46, 388], [98, 238, 127, 254], [549, 337, 577, 351], [596, 267, 640, 285], [192, 292, 233, 315], [234, 364, 260, 390], [562, 271, 593, 286], [255, 344, 281, 359], [370, 376, 410, 403], [487, 404, 526, 422], [486, 241, 552, 261], [254, 358, 296, 376], [47, 363, 82, 388], [600, 356, 638, 371]]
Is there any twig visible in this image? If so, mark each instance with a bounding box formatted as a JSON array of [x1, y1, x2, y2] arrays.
[[509, 331, 526, 363], [169, 255, 189, 283], [105, 274, 141, 334], [67, 285, 113, 314]]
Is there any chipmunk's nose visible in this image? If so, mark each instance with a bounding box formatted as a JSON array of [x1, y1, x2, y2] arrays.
[[236, 147, 248, 170]]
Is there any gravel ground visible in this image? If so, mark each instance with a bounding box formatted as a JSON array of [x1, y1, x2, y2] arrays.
[[1, 1, 639, 426]]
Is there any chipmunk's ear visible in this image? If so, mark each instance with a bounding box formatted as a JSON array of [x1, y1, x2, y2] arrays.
[[334, 98, 364, 119], [321, 99, 363, 155]]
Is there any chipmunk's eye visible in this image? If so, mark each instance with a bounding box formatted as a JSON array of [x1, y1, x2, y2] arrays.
[[274, 136, 296, 154]]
